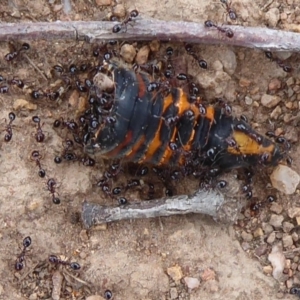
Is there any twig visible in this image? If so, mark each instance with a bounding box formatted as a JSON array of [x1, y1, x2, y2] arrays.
[[81, 187, 243, 229], [0, 20, 299, 52], [52, 270, 63, 300], [62, 269, 91, 287], [23, 53, 48, 81]]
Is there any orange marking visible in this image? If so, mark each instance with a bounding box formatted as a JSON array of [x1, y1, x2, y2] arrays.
[[136, 73, 147, 99], [228, 131, 275, 159], [158, 125, 178, 165], [125, 135, 146, 161], [205, 106, 215, 122], [140, 93, 174, 163]]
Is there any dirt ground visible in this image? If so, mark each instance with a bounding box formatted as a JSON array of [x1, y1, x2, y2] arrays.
[[1, 0, 300, 299]]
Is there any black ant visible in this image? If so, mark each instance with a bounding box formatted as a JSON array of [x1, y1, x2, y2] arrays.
[[9, 78, 25, 89], [2, 112, 16, 142], [0, 76, 24, 93], [15, 236, 31, 271], [204, 20, 234, 38], [126, 179, 140, 190], [264, 52, 292, 73], [276, 60, 292, 73], [250, 195, 276, 214], [118, 197, 128, 205], [0, 85, 9, 94], [30, 150, 46, 178], [290, 286, 300, 296], [112, 9, 139, 33], [80, 156, 96, 167], [32, 116, 45, 143], [100, 182, 112, 198], [217, 98, 232, 116], [104, 290, 113, 300], [31, 89, 60, 101], [75, 79, 88, 93], [220, 0, 237, 21], [47, 178, 60, 204], [62, 118, 79, 132], [4, 42, 30, 62], [185, 44, 208, 69], [48, 255, 81, 270]]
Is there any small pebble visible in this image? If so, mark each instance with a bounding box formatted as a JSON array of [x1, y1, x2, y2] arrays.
[[93, 73, 114, 92], [262, 223, 274, 235], [267, 232, 276, 244], [268, 78, 281, 91], [280, 12, 288, 21], [288, 87, 294, 98], [265, 7, 280, 27], [261, 94, 281, 108], [29, 293, 38, 300], [255, 244, 268, 257], [285, 101, 293, 109], [253, 228, 264, 238], [111, 4, 126, 18], [241, 242, 251, 251], [149, 40, 160, 52], [95, 0, 111, 6], [241, 231, 253, 242], [170, 287, 178, 299], [270, 105, 282, 119], [245, 96, 253, 105], [270, 165, 300, 195], [284, 113, 294, 123], [292, 232, 299, 242], [13, 99, 37, 111], [200, 268, 216, 281], [239, 77, 251, 87], [120, 44, 136, 63], [219, 49, 237, 75], [286, 278, 294, 289], [263, 265, 273, 275], [135, 45, 150, 65], [282, 222, 294, 233], [285, 77, 295, 86], [269, 214, 284, 228], [211, 61, 223, 72], [68, 89, 79, 107], [268, 244, 286, 281], [53, 4, 63, 12], [86, 296, 106, 300], [269, 203, 283, 215], [93, 223, 107, 231], [167, 265, 183, 283], [183, 277, 200, 290], [282, 235, 294, 248]]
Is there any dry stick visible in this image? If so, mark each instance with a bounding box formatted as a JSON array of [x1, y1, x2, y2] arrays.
[[23, 53, 48, 81], [0, 20, 299, 52], [81, 188, 242, 229]]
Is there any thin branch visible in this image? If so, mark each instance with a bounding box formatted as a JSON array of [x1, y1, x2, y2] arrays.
[[0, 20, 299, 52], [81, 188, 242, 229], [23, 53, 48, 81]]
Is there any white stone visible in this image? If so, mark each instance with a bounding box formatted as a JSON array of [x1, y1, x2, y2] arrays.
[[270, 165, 300, 195]]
